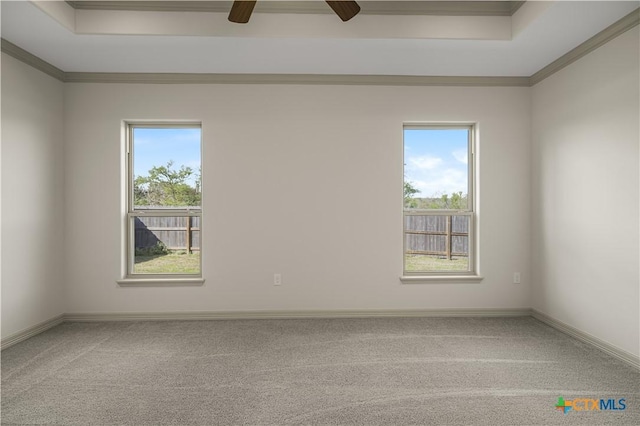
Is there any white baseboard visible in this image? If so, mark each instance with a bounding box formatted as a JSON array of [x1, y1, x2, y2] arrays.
[[64, 308, 533, 322], [0, 308, 532, 350], [6, 309, 637, 373], [1, 314, 65, 350], [532, 309, 640, 371]]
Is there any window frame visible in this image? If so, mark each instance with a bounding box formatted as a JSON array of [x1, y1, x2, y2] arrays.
[[402, 123, 479, 280], [123, 122, 203, 282]]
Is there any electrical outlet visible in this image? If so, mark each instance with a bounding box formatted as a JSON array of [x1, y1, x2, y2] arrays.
[[513, 272, 521, 284], [273, 273, 282, 286]]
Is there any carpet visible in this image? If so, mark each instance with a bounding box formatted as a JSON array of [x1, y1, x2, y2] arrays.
[[2, 316, 639, 425]]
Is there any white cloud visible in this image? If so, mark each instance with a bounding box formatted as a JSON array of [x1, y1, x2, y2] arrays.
[[409, 168, 467, 198], [408, 156, 443, 171], [452, 149, 468, 164]]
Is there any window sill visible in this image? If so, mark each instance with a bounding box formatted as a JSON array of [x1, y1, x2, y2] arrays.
[[117, 278, 205, 287], [400, 275, 484, 284]]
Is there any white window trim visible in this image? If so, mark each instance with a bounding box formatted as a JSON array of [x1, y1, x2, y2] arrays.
[[119, 122, 204, 286], [399, 275, 483, 284], [116, 277, 205, 286], [401, 123, 481, 282]]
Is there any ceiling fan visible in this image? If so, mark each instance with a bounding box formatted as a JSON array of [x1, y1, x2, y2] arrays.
[[228, 1, 361, 24]]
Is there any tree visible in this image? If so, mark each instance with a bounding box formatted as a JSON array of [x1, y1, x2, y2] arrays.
[[404, 190, 468, 209], [426, 191, 467, 209], [404, 180, 419, 208], [134, 161, 200, 207]]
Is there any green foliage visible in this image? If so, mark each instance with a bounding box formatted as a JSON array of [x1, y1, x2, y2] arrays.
[[404, 180, 420, 208], [405, 190, 468, 210], [135, 241, 169, 256], [134, 160, 201, 207], [425, 191, 467, 209]]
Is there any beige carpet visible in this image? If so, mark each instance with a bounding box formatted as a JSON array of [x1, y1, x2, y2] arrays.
[[2, 317, 639, 425]]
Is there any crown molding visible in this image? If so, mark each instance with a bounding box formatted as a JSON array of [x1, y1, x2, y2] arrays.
[[1, 41, 527, 86], [510, 1, 525, 16], [2, 7, 638, 87], [0, 39, 66, 82], [63, 72, 530, 86], [530, 7, 639, 86], [65, 1, 524, 17]]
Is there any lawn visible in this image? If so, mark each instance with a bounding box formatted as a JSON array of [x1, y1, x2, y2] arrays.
[[134, 252, 464, 274], [134, 252, 200, 274], [405, 254, 468, 272]]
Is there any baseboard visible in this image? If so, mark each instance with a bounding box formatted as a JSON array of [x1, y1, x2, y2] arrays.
[[64, 308, 533, 322], [11, 308, 636, 374], [532, 309, 640, 371], [0, 308, 533, 350], [1, 314, 65, 350]]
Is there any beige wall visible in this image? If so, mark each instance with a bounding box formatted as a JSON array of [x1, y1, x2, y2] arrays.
[[3, 23, 638, 361], [531, 27, 640, 357], [63, 83, 531, 314], [1, 53, 66, 339]]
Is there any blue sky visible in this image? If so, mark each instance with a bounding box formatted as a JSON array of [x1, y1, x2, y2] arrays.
[[404, 128, 469, 198], [133, 128, 201, 185], [132, 127, 466, 196]]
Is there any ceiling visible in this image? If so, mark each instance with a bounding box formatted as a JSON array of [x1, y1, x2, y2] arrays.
[[66, 1, 527, 15], [1, 1, 639, 76]]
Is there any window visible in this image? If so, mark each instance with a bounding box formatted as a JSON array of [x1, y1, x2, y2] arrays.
[[403, 125, 476, 276], [125, 124, 202, 279]]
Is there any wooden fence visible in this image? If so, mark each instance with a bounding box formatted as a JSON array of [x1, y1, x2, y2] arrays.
[[405, 215, 469, 259], [135, 216, 201, 253], [136, 213, 466, 258]]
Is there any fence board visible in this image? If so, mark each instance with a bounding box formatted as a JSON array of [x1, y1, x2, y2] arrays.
[[136, 212, 467, 257], [134, 215, 201, 252], [405, 215, 469, 257]]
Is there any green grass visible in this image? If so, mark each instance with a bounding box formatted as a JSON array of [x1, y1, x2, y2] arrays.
[[134, 252, 464, 274], [405, 254, 468, 272], [134, 252, 200, 274]]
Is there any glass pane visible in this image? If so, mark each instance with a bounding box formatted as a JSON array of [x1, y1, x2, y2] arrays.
[[133, 127, 201, 208], [404, 215, 469, 272], [404, 128, 469, 210], [132, 215, 201, 274]]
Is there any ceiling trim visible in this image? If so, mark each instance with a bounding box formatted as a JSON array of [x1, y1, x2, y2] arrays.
[[510, 1, 525, 16], [70, 10, 511, 40], [530, 7, 639, 86], [0, 39, 66, 82], [62, 73, 531, 86], [0, 41, 528, 85], [1, 7, 638, 88], [0, 41, 528, 86], [65, 1, 525, 17]]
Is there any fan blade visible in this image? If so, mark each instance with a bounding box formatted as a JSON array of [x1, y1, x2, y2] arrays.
[[326, 1, 360, 22], [228, 1, 257, 23]]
